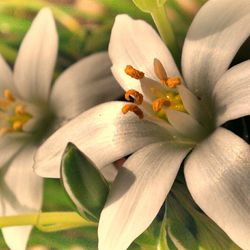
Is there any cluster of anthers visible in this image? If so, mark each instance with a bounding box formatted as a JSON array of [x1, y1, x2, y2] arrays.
[[121, 58, 185, 119], [0, 89, 32, 135]]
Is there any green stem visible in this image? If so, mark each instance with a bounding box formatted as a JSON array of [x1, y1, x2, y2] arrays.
[[0, 212, 96, 231], [151, 6, 180, 65]]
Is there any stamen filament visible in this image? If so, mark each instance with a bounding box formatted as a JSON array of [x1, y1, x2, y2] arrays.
[[125, 89, 143, 105], [125, 65, 144, 79], [122, 104, 144, 119]]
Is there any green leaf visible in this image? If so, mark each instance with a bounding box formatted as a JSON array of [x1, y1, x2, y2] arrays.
[[171, 183, 241, 250], [61, 143, 109, 222], [132, 0, 167, 13]]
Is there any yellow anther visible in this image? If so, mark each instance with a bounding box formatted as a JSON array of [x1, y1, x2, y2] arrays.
[[161, 77, 181, 88], [154, 58, 168, 81], [152, 98, 170, 112], [122, 104, 144, 119], [15, 105, 26, 115], [12, 121, 23, 131], [125, 65, 144, 80], [125, 89, 143, 105], [3, 89, 15, 102]]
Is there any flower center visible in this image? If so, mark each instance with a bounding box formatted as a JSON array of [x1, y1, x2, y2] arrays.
[[0, 89, 32, 136], [121, 58, 185, 119]]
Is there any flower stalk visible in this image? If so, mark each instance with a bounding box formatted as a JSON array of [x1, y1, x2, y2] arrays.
[[0, 212, 96, 231], [151, 6, 180, 64]]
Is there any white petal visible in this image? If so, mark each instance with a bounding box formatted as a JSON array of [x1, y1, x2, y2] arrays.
[[109, 14, 180, 92], [98, 142, 191, 250], [184, 128, 250, 250], [50, 52, 123, 120], [0, 55, 16, 94], [0, 134, 29, 169], [182, 0, 250, 100], [212, 60, 250, 126], [166, 109, 207, 141], [177, 85, 210, 127], [1, 145, 43, 250], [14, 8, 58, 103], [34, 101, 171, 178]]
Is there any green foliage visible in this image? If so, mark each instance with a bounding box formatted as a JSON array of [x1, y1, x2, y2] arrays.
[[61, 143, 109, 222]]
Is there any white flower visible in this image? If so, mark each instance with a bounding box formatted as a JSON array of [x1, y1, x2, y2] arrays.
[[0, 8, 122, 250], [34, 0, 250, 249]]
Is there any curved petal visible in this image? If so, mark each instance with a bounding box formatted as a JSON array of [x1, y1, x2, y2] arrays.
[[14, 8, 58, 103], [182, 0, 250, 100], [0, 145, 43, 250], [184, 128, 250, 250], [109, 14, 180, 92], [50, 52, 123, 120], [0, 55, 16, 94], [98, 142, 191, 250], [34, 101, 171, 178], [212, 60, 250, 126], [166, 109, 207, 141]]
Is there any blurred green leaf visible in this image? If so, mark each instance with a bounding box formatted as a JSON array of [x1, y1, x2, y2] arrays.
[[132, 0, 167, 13]]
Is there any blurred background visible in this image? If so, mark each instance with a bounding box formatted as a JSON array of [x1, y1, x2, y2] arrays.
[[0, 0, 248, 249]]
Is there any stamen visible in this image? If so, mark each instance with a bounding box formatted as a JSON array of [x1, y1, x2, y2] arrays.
[[125, 65, 144, 79], [125, 89, 143, 105], [3, 89, 15, 102], [15, 105, 25, 115], [154, 58, 168, 81], [161, 77, 181, 88], [152, 98, 170, 112], [122, 104, 144, 119], [12, 121, 23, 131]]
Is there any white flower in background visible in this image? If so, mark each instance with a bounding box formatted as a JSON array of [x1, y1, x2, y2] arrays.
[[34, 0, 250, 249], [0, 8, 122, 250]]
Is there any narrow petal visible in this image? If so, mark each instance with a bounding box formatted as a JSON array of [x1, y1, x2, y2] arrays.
[[0, 55, 16, 94], [34, 101, 171, 178], [109, 14, 180, 92], [177, 85, 210, 127], [1, 145, 43, 250], [166, 109, 207, 141], [98, 142, 191, 250], [182, 0, 250, 100], [50, 52, 123, 120], [184, 128, 250, 250], [212, 60, 250, 126], [14, 8, 58, 103]]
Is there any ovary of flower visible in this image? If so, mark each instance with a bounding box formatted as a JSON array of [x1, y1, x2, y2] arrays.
[[122, 59, 185, 119], [0, 89, 32, 133]]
